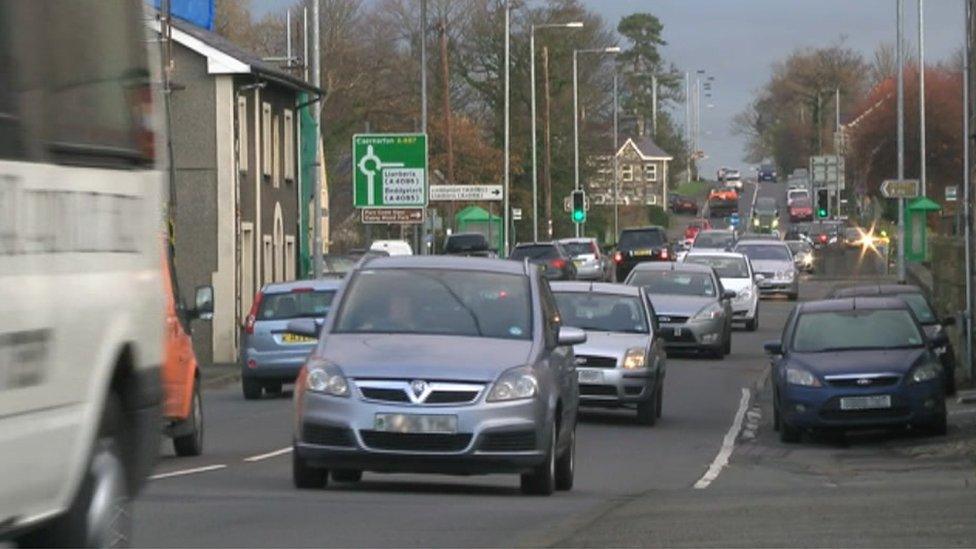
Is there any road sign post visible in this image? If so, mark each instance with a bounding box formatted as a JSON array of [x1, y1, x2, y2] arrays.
[[353, 134, 428, 209]]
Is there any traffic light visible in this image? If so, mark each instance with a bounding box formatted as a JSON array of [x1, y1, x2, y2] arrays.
[[571, 190, 586, 223], [816, 189, 829, 218]]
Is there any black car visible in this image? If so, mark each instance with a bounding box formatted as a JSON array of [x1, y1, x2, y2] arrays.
[[613, 226, 673, 281], [827, 284, 957, 395], [758, 164, 778, 182], [510, 242, 577, 280], [669, 194, 699, 215], [444, 232, 494, 257]]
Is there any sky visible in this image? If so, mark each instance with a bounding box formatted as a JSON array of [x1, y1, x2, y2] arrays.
[[251, 0, 966, 176]]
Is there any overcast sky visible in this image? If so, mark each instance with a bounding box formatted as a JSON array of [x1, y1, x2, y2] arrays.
[[252, 0, 966, 176]]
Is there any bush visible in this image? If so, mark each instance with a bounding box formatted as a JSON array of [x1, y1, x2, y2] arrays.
[[648, 205, 670, 228]]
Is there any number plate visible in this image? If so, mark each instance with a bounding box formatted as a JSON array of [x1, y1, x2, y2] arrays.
[[577, 369, 603, 383], [281, 333, 316, 344], [374, 413, 458, 434], [633, 249, 654, 257], [839, 395, 892, 411], [573, 259, 585, 268], [673, 327, 683, 337]]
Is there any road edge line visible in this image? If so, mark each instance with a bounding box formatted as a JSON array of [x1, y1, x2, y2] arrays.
[[149, 464, 227, 480], [244, 447, 293, 462], [693, 387, 752, 489]]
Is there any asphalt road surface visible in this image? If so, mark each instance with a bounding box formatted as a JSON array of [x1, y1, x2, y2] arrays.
[[134, 183, 974, 547]]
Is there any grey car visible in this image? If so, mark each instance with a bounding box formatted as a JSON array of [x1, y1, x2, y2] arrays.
[[240, 279, 343, 399], [558, 238, 614, 281], [551, 282, 666, 425], [734, 239, 799, 300], [624, 262, 735, 359], [289, 256, 584, 495]]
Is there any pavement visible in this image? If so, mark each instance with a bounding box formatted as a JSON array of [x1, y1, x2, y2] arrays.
[[134, 181, 976, 547]]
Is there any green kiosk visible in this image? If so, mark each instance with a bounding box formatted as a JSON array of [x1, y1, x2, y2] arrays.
[[905, 197, 941, 262]]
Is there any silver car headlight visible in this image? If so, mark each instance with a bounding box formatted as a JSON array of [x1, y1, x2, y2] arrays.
[[777, 269, 795, 281], [306, 359, 350, 397], [622, 347, 646, 370], [772, 218, 780, 228], [785, 366, 821, 387], [691, 302, 724, 322], [733, 287, 754, 302], [753, 218, 760, 226], [909, 361, 942, 383], [487, 366, 538, 402]]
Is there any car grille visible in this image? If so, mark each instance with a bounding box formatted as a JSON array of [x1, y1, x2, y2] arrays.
[[424, 391, 482, 404], [580, 384, 617, 396], [661, 329, 697, 343], [826, 375, 901, 388], [657, 315, 689, 324], [575, 355, 617, 369], [302, 423, 355, 447], [356, 380, 484, 406], [359, 431, 472, 452], [757, 271, 776, 279], [360, 387, 411, 402], [479, 430, 536, 452]]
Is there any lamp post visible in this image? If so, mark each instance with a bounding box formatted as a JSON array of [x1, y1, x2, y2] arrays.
[[573, 46, 620, 237], [530, 22, 583, 243], [613, 71, 619, 238], [503, 0, 510, 255]]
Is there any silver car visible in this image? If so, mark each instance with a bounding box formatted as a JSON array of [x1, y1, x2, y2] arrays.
[[625, 262, 735, 359], [558, 238, 614, 281], [240, 279, 342, 399], [734, 239, 799, 300], [289, 256, 584, 495], [551, 282, 666, 425]]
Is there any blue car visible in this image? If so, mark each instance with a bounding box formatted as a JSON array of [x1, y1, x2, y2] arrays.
[[764, 297, 947, 443]]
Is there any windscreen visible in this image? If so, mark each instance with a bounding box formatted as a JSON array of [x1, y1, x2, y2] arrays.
[[736, 244, 791, 261], [334, 269, 532, 340], [618, 230, 665, 250], [628, 270, 717, 297], [510, 245, 559, 260], [258, 290, 336, 321], [684, 255, 750, 278], [792, 309, 923, 352], [693, 232, 733, 249], [553, 292, 648, 334], [897, 293, 937, 324]]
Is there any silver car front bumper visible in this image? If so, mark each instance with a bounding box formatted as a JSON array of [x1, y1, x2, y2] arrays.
[[576, 366, 655, 406], [757, 277, 798, 296], [658, 318, 725, 350]]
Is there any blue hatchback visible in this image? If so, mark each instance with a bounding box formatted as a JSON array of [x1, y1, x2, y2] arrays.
[[764, 297, 947, 442]]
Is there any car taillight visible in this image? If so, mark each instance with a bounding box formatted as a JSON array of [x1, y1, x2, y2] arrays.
[[550, 258, 566, 269], [818, 234, 828, 243], [245, 291, 264, 334], [613, 252, 623, 264], [660, 249, 669, 260]]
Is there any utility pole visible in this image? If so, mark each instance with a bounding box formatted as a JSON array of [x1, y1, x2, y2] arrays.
[[919, 0, 927, 197], [503, 0, 510, 253], [419, 0, 428, 254], [835, 88, 841, 131], [685, 71, 691, 183], [530, 25, 539, 242], [897, 0, 906, 283], [613, 71, 620, 238], [573, 49, 581, 237], [963, 0, 973, 381], [438, 17, 454, 231], [651, 74, 658, 137], [311, 0, 322, 277], [542, 46, 554, 239]]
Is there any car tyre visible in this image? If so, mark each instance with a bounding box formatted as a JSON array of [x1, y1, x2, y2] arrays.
[[554, 428, 575, 491], [779, 413, 802, 443], [520, 428, 556, 496], [18, 395, 131, 548], [264, 382, 283, 397], [331, 469, 363, 483], [242, 378, 262, 400], [922, 411, 948, 437], [293, 446, 328, 489], [656, 382, 664, 418], [173, 380, 204, 457], [773, 397, 781, 432], [788, 292, 799, 302], [723, 331, 732, 356], [637, 389, 658, 426]]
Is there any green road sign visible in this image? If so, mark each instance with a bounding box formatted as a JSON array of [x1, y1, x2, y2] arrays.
[[352, 133, 428, 208]]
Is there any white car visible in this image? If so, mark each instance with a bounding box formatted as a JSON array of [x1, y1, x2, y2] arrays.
[[724, 170, 743, 190], [682, 251, 760, 331], [370, 239, 414, 256]]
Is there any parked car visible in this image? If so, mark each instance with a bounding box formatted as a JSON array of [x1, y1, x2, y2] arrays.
[[752, 196, 780, 234], [684, 219, 713, 244], [788, 198, 814, 222], [510, 242, 577, 280], [613, 226, 673, 281], [241, 279, 343, 399], [691, 229, 737, 252], [370, 239, 414, 256], [758, 163, 778, 182], [765, 297, 947, 443], [670, 194, 699, 215], [707, 188, 739, 218], [786, 239, 815, 273], [444, 232, 494, 257], [734, 239, 798, 300], [624, 262, 735, 359], [558, 238, 614, 281], [683, 251, 760, 331], [289, 256, 584, 495], [551, 282, 666, 425], [827, 284, 958, 395]]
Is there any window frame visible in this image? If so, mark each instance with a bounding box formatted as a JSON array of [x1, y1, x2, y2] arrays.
[[644, 162, 657, 182], [261, 102, 271, 178], [283, 109, 294, 182], [237, 95, 248, 172]]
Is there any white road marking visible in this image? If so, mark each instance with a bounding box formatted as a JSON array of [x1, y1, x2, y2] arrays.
[[694, 387, 751, 489], [948, 408, 976, 417], [244, 447, 293, 462], [149, 464, 227, 480]]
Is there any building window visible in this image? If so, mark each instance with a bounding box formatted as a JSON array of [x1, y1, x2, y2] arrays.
[[284, 235, 296, 281], [283, 109, 295, 182], [621, 164, 633, 182], [237, 96, 248, 172], [262, 234, 273, 285], [262, 102, 271, 178], [239, 222, 254, 321], [272, 115, 280, 188], [644, 163, 657, 182]]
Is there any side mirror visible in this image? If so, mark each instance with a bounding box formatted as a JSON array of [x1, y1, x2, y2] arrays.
[[557, 326, 587, 346], [763, 340, 783, 355], [285, 318, 321, 339], [942, 316, 956, 327], [193, 285, 214, 320], [722, 290, 737, 301], [754, 273, 765, 283]]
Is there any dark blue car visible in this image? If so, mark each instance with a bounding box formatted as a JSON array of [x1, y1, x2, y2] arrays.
[[764, 297, 947, 443], [757, 164, 777, 182]]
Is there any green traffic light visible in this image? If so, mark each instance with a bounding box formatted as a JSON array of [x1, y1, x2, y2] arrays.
[[572, 209, 586, 223], [817, 208, 827, 218]]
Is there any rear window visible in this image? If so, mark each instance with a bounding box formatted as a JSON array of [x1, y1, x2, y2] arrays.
[[628, 270, 717, 297], [693, 232, 733, 249], [511, 245, 559, 260], [618, 230, 665, 250], [684, 255, 749, 278], [445, 234, 488, 253], [561, 241, 597, 257], [736, 244, 791, 261], [258, 290, 336, 321]]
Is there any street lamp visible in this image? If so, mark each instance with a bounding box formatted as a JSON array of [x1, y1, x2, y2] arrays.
[[573, 46, 620, 237], [530, 21, 583, 242]]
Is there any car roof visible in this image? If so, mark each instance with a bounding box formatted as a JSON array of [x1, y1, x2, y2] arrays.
[[697, 229, 733, 236], [513, 241, 560, 248], [550, 281, 641, 297], [736, 238, 786, 246], [797, 296, 913, 314], [829, 284, 923, 298], [262, 278, 344, 294], [630, 261, 714, 274], [557, 237, 596, 244], [684, 250, 747, 260], [358, 255, 528, 275]]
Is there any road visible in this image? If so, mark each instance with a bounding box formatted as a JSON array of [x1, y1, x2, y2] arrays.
[[135, 182, 975, 547]]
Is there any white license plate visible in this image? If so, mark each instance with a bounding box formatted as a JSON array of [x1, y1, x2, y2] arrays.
[[673, 327, 683, 337], [573, 259, 585, 267], [374, 413, 458, 434], [577, 369, 603, 383], [839, 395, 892, 411]]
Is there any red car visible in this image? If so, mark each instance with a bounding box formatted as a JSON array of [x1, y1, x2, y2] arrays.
[[789, 198, 813, 222], [684, 219, 712, 242]]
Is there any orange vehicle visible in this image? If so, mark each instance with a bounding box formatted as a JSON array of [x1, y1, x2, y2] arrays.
[[161, 247, 213, 456], [707, 187, 739, 218]]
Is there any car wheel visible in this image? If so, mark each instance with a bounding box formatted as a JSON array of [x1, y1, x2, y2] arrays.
[[173, 380, 204, 457], [520, 427, 556, 495], [723, 331, 732, 356], [656, 382, 664, 418], [788, 292, 798, 302], [331, 469, 363, 483], [637, 388, 658, 426], [773, 395, 781, 432], [922, 411, 948, 437], [945, 369, 957, 396], [554, 428, 575, 491], [18, 395, 131, 548], [264, 382, 283, 397], [242, 378, 262, 400], [293, 446, 328, 489], [780, 417, 802, 443], [745, 315, 758, 332]]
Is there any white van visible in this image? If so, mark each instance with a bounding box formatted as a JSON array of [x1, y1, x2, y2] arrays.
[[370, 239, 414, 256], [0, 1, 165, 545]]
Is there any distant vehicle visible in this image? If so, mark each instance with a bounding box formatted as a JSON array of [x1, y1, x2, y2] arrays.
[[827, 284, 958, 395], [289, 256, 583, 495], [789, 198, 814, 222], [843, 227, 864, 248], [558, 238, 614, 281], [510, 242, 578, 280], [683, 251, 760, 331], [752, 197, 780, 233], [613, 226, 674, 281], [787, 188, 810, 206], [785, 223, 812, 241], [786, 240, 815, 273], [551, 282, 666, 425], [766, 297, 947, 443], [370, 239, 414, 256], [670, 194, 699, 215], [734, 239, 799, 300], [684, 219, 713, 244], [807, 221, 844, 248], [707, 188, 739, 218], [624, 262, 735, 359], [691, 229, 737, 252], [717, 167, 728, 181], [758, 164, 778, 182], [444, 232, 494, 257], [322, 251, 389, 277], [723, 169, 743, 190], [241, 279, 342, 399]]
